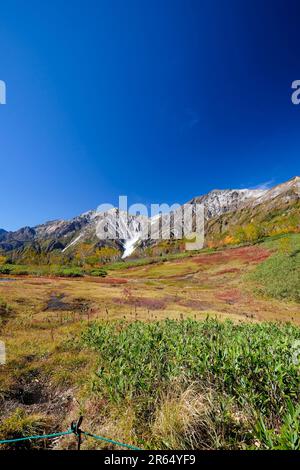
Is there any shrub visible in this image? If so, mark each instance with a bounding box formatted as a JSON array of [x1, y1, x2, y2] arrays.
[[248, 251, 300, 302], [0, 265, 13, 275], [254, 400, 300, 450], [89, 268, 107, 277], [0, 264, 31, 276], [52, 267, 84, 277], [11, 266, 29, 275], [82, 318, 300, 449]]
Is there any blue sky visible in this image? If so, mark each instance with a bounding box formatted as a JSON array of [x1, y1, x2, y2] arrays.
[[0, 0, 300, 230]]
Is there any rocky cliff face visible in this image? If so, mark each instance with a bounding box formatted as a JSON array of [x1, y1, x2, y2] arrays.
[[0, 229, 7, 240], [205, 176, 300, 241], [0, 177, 299, 260], [189, 188, 267, 219], [249, 176, 300, 208]]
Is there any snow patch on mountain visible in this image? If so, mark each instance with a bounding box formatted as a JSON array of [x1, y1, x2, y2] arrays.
[[1, 177, 298, 259], [122, 233, 142, 258], [62, 234, 83, 252]]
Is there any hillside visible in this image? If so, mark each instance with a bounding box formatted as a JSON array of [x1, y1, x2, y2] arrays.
[[206, 176, 300, 247], [0, 177, 299, 265]]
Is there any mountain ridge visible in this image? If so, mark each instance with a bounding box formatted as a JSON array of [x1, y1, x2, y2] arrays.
[[0, 176, 299, 261]]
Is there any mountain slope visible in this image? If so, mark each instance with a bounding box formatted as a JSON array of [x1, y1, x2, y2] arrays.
[[0, 177, 299, 262], [189, 188, 267, 219], [206, 176, 300, 245]]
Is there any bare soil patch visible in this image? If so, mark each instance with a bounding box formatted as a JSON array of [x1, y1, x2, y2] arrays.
[[0, 366, 73, 421], [179, 299, 216, 310], [44, 293, 91, 313], [114, 296, 167, 310]]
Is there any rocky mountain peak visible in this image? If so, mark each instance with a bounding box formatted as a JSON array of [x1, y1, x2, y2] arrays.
[[0, 176, 298, 259], [190, 188, 267, 219]]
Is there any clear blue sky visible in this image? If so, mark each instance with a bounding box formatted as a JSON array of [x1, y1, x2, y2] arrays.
[[0, 0, 300, 230]]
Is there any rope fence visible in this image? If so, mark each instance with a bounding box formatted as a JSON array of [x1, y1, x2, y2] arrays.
[[0, 417, 141, 450], [0, 430, 73, 445]]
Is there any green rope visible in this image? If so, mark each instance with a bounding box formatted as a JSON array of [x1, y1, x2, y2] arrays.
[[0, 429, 73, 445], [82, 430, 141, 450], [0, 428, 141, 450]]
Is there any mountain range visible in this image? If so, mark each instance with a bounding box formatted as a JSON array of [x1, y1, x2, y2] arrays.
[[0, 176, 299, 263]]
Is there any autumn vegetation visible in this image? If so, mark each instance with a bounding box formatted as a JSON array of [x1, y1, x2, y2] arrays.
[[0, 220, 299, 450]]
